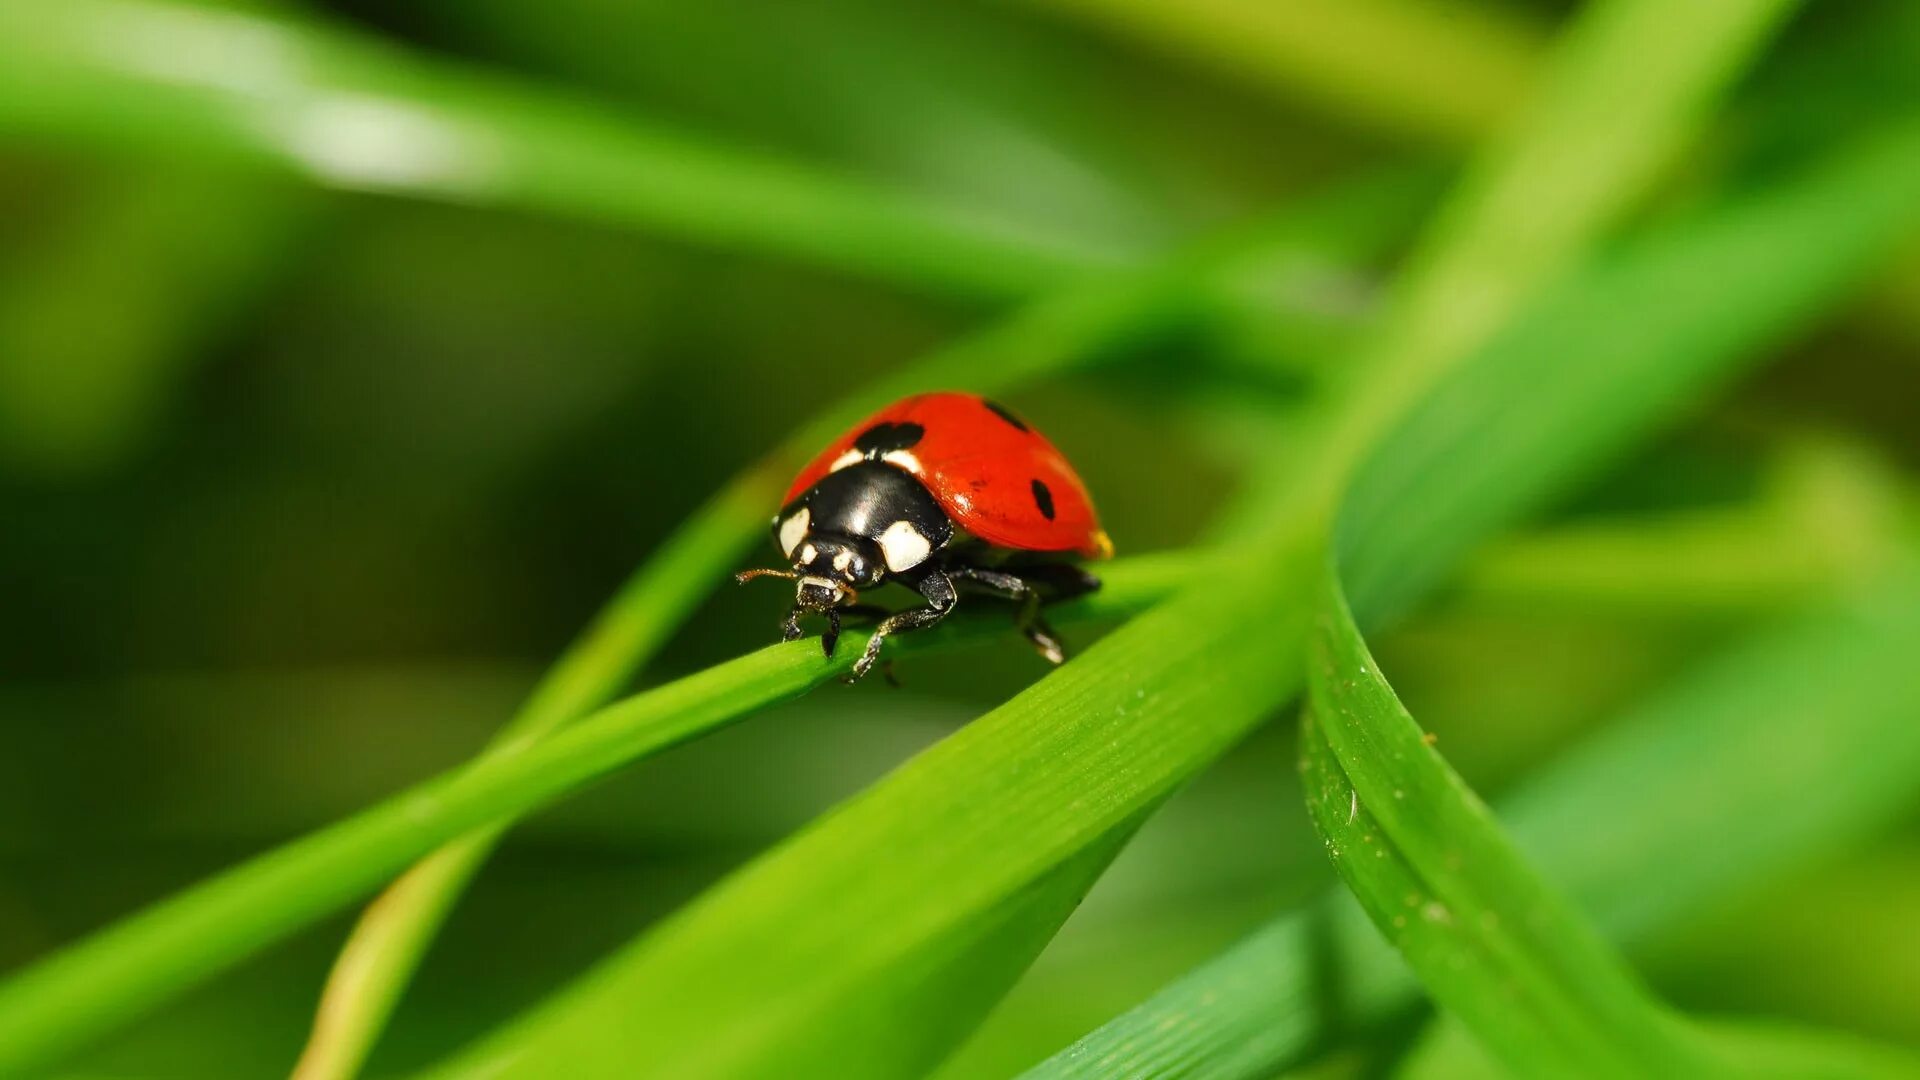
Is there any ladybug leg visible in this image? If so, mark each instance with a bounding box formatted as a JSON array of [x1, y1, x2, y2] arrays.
[[947, 567, 1069, 665], [846, 571, 956, 682], [1008, 563, 1102, 602], [792, 605, 879, 658], [821, 607, 843, 658]]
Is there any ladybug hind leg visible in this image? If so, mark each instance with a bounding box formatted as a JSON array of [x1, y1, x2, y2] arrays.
[[949, 564, 1095, 666], [1005, 562, 1102, 603]]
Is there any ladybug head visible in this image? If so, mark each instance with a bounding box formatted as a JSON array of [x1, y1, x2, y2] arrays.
[[792, 534, 885, 596], [736, 533, 886, 654]]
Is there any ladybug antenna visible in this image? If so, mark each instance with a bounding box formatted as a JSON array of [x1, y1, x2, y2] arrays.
[[734, 567, 799, 585]]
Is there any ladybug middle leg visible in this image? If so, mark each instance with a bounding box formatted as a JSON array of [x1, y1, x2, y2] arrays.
[[846, 571, 957, 682]]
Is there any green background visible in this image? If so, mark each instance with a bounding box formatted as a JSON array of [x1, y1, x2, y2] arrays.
[[1, 1, 1917, 1076]]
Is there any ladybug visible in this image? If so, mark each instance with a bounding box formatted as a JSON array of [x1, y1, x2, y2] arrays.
[[737, 391, 1113, 681]]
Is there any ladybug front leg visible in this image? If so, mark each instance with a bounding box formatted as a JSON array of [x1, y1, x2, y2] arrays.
[[846, 571, 956, 682]]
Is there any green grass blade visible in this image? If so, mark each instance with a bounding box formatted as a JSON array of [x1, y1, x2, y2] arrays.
[[1022, 123, 1920, 1079], [1501, 561, 1920, 950], [0, 557, 1190, 1077], [286, 171, 1429, 1080], [1326, 0, 1804, 461], [1028, 555, 1920, 1080], [1221, 0, 1803, 540], [429, 544, 1320, 1080], [1451, 438, 1909, 617], [1301, 569, 1715, 1074], [1341, 122, 1920, 623], [1401, 1011, 1920, 1079], [1010, 0, 1544, 145], [0, 0, 1130, 301]]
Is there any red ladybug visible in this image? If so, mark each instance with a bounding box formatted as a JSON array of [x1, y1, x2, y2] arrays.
[[738, 391, 1113, 680]]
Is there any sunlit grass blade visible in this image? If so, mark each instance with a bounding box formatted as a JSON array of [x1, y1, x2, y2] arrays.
[[289, 171, 1431, 1080], [0, 557, 1190, 1077], [1301, 568, 1716, 1073], [0, 0, 1128, 301]]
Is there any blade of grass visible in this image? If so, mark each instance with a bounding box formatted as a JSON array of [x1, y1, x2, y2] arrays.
[[1450, 438, 1908, 618], [1029, 557, 1920, 1080], [429, 542, 1319, 1080], [1010, 0, 1544, 145], [1306, 549, 1920, 1079], [0, 555, 1194, 1077], [1326, 0, 1803, 468], [1219, 0, 1805, 542], [1400, 1006, 1920, 1078], [1300, 570, 1717, 1073], [289, 170, 1431, 1080], [0, 0, 1129, 301], [421, 4, 1798, 1075], [1022, 122, 1920, 1080], [1338, 123, 1920, 624]]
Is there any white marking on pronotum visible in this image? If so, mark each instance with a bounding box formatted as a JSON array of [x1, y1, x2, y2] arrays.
[[876, 520, 933, 572], [829, 448, 863, 473], [779, 509, 811, 557], [882, 449, 923, 475]]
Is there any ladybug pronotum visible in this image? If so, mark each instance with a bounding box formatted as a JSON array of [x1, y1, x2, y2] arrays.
[[737, 391, 1113, 681]]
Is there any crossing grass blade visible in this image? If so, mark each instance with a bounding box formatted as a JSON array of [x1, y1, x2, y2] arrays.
[[1303, 547, 1920, 1078], [1027, 555, 1920, 1079], [1022, 121, 1920, 1080], [1006, 0, 1545, 145], [1300, 569, 1719, 1074], [0, 0, 1125, 301]]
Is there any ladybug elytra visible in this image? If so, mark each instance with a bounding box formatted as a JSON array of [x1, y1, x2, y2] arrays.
[[737, 392, 1113, 681]]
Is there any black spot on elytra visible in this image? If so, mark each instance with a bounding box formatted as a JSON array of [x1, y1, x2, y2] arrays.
[[853, 421, 925, 456], [984, 400, 1029, 432], [1030, 479, 1056, 520]]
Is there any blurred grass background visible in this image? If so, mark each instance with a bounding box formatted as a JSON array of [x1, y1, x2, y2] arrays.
[[0, 1, 1916, 1076]]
